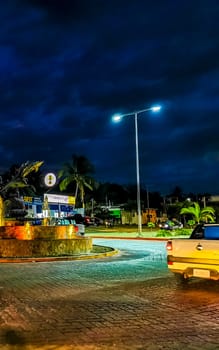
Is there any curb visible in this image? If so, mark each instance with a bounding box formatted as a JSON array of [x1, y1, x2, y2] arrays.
[[0, 247, 120, 264], [89, 235, 169, 241]]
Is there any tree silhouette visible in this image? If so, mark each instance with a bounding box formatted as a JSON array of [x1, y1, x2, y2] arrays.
[[58, 155, 95, 208]]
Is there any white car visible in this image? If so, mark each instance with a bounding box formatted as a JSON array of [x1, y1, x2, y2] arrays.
[[159, 220, 183, 230]]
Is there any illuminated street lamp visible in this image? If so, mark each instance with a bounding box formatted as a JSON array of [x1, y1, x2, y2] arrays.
[[112, 105, 161, 237]]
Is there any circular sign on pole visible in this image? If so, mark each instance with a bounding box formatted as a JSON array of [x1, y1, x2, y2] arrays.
[[44, 173, 56, 187]]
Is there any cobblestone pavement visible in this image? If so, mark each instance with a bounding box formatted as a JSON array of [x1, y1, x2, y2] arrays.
[[0, 246, 219, 350]]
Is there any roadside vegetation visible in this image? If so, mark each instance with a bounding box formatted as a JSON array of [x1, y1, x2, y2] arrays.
[[180, 202, 215, 223], [0, 155, 218, 229], [155, 228, 192, 237], [85, 224, 193, 238]]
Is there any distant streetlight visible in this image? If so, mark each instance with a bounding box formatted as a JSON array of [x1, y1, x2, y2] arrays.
[[112, 105, 161, 236]]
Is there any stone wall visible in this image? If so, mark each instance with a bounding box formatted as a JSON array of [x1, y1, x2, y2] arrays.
[[0, 237, 93, 258], [0, 225, 93, 258], [0, 225, 78, 240]]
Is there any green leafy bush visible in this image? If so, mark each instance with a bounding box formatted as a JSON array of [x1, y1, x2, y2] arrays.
[[155, 228, 192, 237], [174, 228, 191, 236], [156, 230, 174, 237], [187, 219, 196, 227], [147, 222, 155, 228]]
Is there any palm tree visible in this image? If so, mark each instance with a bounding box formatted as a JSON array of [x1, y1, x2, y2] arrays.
[[0, 160, 44, 218], [58, 155, 95, 208], [180, 202, 215, 224], [0, 161, 44, 197]]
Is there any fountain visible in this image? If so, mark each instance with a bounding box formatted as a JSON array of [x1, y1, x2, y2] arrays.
[[0, 196, 92, 260], [0, 196, 4, 226]]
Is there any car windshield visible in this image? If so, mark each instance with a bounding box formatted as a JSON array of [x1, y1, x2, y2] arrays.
[[190, 224, 204, 239]]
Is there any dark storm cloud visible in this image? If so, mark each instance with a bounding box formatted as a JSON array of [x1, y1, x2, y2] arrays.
[[20, 0, 106, 23], [1, 1, 219, 193]]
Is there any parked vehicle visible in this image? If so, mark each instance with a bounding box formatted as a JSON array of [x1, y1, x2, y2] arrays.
[[84, 216, 103, 226], [55, 218, 76, 225], [69, 214, 84, 224], [166, 223, 219, 281], [105, 218, 114, 227], [159, 220, 183, 230], [54, 217, 85, 235]]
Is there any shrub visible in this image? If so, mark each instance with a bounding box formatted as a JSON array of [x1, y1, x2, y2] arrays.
[[156, 230, 174, 237], [147, 222, 155, 228], [155, 228, 192, 237], [187, 219, 196, 227], [173, 228, 191, 236]]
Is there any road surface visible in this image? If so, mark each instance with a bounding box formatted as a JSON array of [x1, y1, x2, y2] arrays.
[[0, 238, 219, 350]]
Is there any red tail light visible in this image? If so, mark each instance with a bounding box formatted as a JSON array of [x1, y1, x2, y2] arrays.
[[166, 240, 172, 251]]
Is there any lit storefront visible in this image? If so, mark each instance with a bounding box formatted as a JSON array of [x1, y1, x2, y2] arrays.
[[22, 194, 84, 218]]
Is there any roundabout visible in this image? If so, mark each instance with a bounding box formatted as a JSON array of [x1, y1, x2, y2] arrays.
[[0, 222, 119, 263], [0, 222, 94, 262]]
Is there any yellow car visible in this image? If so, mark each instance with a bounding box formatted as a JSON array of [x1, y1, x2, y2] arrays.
[[166, 224, 219, 281]]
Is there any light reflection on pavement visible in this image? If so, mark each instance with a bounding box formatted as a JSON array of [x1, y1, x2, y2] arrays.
[[0, 239, 219, 350]]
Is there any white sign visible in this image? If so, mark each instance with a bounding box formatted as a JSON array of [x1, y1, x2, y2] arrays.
[[44, 173, 56, 187], [44, 193, 75, 205]]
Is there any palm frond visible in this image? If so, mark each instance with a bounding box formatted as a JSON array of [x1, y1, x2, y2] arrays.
[[83, 181, 93, 191], [180, 201, 215, 224], [201, 206, 215, 214], [6, 181, 28, 189], [58, 169, 64, 178], [180, 207, 196, 215], [59, 176, 75, 191], [21, 161, 44, 178]]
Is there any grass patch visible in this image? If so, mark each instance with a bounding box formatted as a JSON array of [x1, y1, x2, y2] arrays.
[[91, 245, 113, 253], [85, 225, 192, 239], [155, 228, 191, 238]]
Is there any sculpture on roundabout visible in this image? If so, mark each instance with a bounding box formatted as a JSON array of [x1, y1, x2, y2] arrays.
[[0, 161, 92, 260]]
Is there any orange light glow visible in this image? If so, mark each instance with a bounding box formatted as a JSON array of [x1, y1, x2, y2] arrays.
[[166, 241, 172, 251]]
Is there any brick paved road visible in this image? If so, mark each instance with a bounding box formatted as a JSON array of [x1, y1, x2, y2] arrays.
[[0, 239, 219, 350]]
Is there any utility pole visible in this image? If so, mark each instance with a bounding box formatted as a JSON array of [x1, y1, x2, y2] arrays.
[[146, 188, 150, 223]]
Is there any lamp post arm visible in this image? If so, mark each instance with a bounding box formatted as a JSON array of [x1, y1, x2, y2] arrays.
[[120, 108, 152, 118]]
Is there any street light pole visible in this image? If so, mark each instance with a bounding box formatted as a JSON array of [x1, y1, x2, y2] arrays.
[[112, 105, 161, 237], [134, 112, 142, 236]]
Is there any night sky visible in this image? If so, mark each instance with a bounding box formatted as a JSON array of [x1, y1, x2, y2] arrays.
[[1, 0, 219, 195]]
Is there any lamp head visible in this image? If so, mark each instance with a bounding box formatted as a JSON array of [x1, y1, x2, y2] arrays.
[[112, 114, 122, 122], [151, 105, 161, 112]]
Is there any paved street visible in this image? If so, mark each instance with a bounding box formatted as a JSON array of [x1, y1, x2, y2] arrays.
[[0, 239, 219, 350]]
